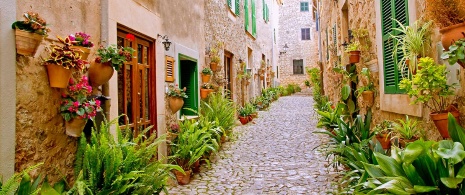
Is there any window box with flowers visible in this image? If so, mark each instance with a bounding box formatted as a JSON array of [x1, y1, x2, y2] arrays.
[[43, 37, 87, 88], [68, 32, 94, 60], [60, 76, 102, 137], [167, 84, 188, 113], [12, 12, 50, 56], [88, 44, 135, 90]]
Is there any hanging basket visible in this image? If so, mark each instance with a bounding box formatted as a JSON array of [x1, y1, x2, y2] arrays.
[[88, 62, 115, 88], [14, 29, 43, 56], [349, 51, 361, 63], [70, 46, 91, 60], [46, 63, 72, 88], [210, 62, 218, 71], [169, 97, 184, 113], [65, 118, 88, 137], [439, 22, 465, 50], [201, 74, 211, 83], [430, 107, 460, 139]]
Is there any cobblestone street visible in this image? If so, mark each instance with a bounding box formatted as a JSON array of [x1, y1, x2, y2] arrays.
[[167, 91, 338, 194]]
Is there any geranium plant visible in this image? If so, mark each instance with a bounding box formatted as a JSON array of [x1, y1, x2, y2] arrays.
[[95, 44, 135, 71], [68, 32, 94, 48], [43, 37, 87, 71], [60, 76, 102, 121], [11, 12, 50, 36], [167, 84, 188, 98]]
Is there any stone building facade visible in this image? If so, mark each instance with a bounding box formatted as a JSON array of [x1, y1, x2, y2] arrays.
[[278, 0, 318, 87], [316, 0, 464, 140]]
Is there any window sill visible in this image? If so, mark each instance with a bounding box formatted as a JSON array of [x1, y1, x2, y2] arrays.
[[245, 30, 256, 40], [380, 93, 422, 117]]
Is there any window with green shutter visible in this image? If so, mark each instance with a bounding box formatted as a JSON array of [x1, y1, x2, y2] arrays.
[[235, 0, 240, 15], [252, 0, 257, 36], [381, 0, 408, 94], [227, 0, 232, 7], [245, 0, 249, 30], [266, 4, 269, 22], [263, 0, 266, 20]]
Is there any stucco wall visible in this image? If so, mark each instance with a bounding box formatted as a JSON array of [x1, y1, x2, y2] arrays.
[[15, 0, 101, 183]]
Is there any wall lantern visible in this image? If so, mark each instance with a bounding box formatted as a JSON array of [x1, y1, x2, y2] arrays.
[[279, 44, 289, 55], [157, 34, 171, 51]]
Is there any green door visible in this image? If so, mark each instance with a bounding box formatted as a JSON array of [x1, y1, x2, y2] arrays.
[[179, 56, 198, 116]]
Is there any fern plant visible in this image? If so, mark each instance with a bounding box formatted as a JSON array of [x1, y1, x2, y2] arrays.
[[200, 90, 236, 135], [0, 163, 42, 195]]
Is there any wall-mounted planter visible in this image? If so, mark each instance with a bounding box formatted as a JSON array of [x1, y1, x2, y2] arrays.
[[349, 51, 361, 63], [15, 29, 43, 56], [88, 62, 114, 88], [46, 63, 72, 88], [439, 22, 465, 50], [169, 97, 184, 113], [70, 46, 91, 60], [65, 118, 87, 137], [201, 74, 211, 83], [200, 88, 211, 99], [210, 62, 218, 71], [362, 91, 374, 107]]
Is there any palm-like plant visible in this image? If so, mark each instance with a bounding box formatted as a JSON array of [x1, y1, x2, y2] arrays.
[[200, 90, 236, 134], [392, 115, 422, 140]]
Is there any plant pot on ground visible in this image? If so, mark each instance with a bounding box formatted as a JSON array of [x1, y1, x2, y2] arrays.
[[392, 115, 422, 148], [201, 67, 213, 83], [373, 120, 393, 150], [238, 106, 249, 125], [399, 57, 459, 139], [425, 0, 465, 49], [173, 169, 191, 185], [12, 12, 49, 56], [430, 105, 460, 139]]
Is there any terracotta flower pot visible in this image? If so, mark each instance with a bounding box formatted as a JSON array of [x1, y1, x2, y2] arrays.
[[65, 118, 88, 137], [362, 91, 374, 107], [200, 88, 210, 99], [46, 63, 72, 88], [14, 29, 43, 56], [375, 134, 391, 150], [169, 97, 184, 113], [70, 46, 91, 60], [210, 62, 218, 71], [248, 115, 253, 122], [220, 135, 227, 143], [239, 116, 249, 125], [173, 169, 191, 185], [251, 112, 258, 118], [349, 50, 361, 63], [201, 74, 211, 83], [439, 22, 465, 50], [88, 62, 115, 88], [399, 137, 418, 148], [430, 109, 460, 139], [192, 160, 201, 173]]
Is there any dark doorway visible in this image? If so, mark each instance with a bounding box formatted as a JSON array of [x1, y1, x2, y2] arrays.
[[179, 55, 198, 116]]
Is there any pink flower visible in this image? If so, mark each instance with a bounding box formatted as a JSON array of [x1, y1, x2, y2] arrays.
[[73, 101, 79, 107], [61, 93, 67, 98], [95, 100, 101, 107]]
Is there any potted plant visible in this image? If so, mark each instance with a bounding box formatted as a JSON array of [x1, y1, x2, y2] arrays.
[[425, 0, 465, 49], [244, 103, 255, 122], [373, 120, 393, 150], [355, 68, 375, 107], [390, 19, 433, 76], [200, 83, 214, 99], [60, 76, 102, 137], [441, 38, 465, 68], [43, 37, 87, 88], [345, 41, 361, 63], [11, 12, 50, 56], [88, 44, 135, 90], [167, 84, 188, 113], [201, 67, 213, 83], [238, 106, 249, 125], [68, 32, 94, 60], [392, 115, 422, 148], [399, 57, 459, 138]]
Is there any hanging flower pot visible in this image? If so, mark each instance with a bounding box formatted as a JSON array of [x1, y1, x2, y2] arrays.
[[201, 74, 211, 83], [46, 63, 72, 88], [210, 62, 218, 71], [14, 29, 43, 56], [239, 116, 249, 125], [349, 51, 361, 63], [439, 22, 465, 50], [70, 46, 91, 60], [200, 88, 210, 99], [65, 118, 88, 137], [88, 62, 114, 88], [430, 108, 460, 139], [362, 91, 374, 107], [173, 169, 191, 185], [169, 97, 184, 113], [375, 133, 391, 150]]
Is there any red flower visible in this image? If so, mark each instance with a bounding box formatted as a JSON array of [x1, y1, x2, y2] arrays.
[[126, 33, 135, 41]]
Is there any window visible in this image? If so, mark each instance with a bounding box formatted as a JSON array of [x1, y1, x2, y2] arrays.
[[301, 28, 311, 40], [300, 2, 309, 12], [227, 0, 240, 15], [293, 59, 304, 74], [263, 0, 269, 22], [245, 0, 257, 36], [381, 0, 408, 94]]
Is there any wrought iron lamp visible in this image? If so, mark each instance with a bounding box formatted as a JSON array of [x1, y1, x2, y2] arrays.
[[279, 44, 289, 55], [157, 34, 171, 51]]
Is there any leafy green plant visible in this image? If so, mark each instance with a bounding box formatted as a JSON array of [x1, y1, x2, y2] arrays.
[[344, 41, 361, 52], [392, 115, 422, 140], [95, 45, 135, 71], [0, 163, 43, 195], [201, 67, 213, 75], [355, 68, 375, 97], [73, 117, 181, 194], [43, 37, 87, 71], [399, 57, 456, 113], [200, 90, 236, 135], [238, 106, 248, 117], [441, 38, 465, 66]]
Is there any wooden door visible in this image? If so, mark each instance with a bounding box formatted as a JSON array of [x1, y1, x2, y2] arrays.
[[117, 27, 156, 137], [224, 52, 233, 99]]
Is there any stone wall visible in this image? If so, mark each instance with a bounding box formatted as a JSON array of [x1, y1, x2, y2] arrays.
[[15, 0, 101, 183], [278, 0, 318, 87]]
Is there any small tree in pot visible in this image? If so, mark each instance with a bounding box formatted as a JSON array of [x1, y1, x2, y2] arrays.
[[399, 57, 458, 139]]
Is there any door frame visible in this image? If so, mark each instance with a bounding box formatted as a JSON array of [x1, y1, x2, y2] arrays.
[[178, 53, 199, 117]]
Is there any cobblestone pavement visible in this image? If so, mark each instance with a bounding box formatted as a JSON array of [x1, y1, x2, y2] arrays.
[[166, 92, 338, 194]]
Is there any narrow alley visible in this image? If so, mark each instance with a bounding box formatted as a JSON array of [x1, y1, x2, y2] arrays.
[[167, 90, 337, 194]]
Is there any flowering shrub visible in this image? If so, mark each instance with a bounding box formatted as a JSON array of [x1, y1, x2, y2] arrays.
[[167, 84, 188, 98], [95, 44, 135, 71], [60, 76, 101, 121], [68, 32, 94, 48], [43, 36, 87, 71], [11, 12, 50, 36]]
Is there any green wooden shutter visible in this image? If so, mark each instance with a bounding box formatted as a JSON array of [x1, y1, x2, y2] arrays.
[[252, 0, 257, 36], [180, 61, 198, 116], [245, 0, 249, 30], [235, 0, 240, 15], [263, 0, 266, 20], [381, 0, 408, 94], [227, 0, 232, 8], [266, 5, 269, 22]]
